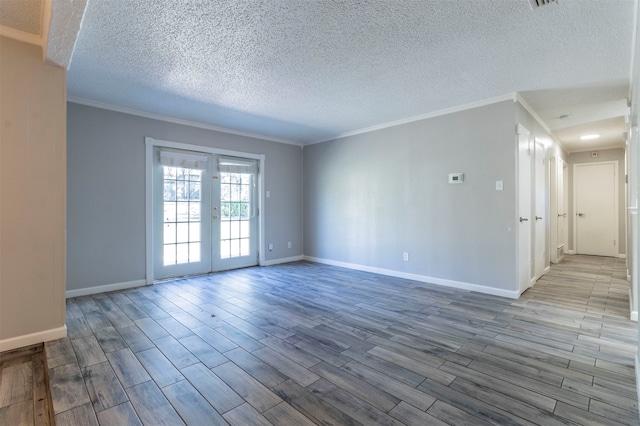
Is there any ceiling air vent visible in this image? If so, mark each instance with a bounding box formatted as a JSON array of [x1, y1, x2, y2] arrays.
[[528, 0, 558, 10]]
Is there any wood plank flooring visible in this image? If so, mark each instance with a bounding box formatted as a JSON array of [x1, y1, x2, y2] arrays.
[[0, 344, 54, 425], [29, 255, 640, 424]]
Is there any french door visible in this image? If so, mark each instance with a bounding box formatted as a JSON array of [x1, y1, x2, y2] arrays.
[[152, 147, 259, 280]]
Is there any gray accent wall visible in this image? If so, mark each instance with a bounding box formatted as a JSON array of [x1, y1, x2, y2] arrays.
[[67, 103, 303, 291], [567, 148, 627, 255], [303, 100, 520, 293]]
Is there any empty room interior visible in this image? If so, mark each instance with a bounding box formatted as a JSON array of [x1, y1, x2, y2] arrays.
[[2, 0, 640, 425]]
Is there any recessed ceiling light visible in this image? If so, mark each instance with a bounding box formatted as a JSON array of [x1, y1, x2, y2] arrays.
[[580, 134, 600, 141]]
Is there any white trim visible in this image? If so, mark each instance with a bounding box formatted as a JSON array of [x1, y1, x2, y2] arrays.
[[629, 0, 638, 103], [566, 249, 576, 254], [572, 161, 619, 257], [544, 266, 551, 274], [636, 354, 640, 411], [258, 156, 266, 267], [0, 326, 67, 352], [68, 97, 302, 146], [515, 95, 569, 155], [308, 94, 517, 145], [516, 94, 552, 135], [145, 137, 265, 281], [304, 256, 520, 299], [617, 254, 628, 259], [262, 255, 304, 266], [0, 25, 44, 47], [41, 0, 52, 61], [66, 280, 147, 298]]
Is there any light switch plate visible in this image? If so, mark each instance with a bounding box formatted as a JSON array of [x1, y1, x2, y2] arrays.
[[448, 173, 464, 184], [496, 180, 504, 191]]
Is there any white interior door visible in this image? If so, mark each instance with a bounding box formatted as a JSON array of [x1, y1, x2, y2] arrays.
[[555, 159, 567, 259], [574, 161, 618, 257], [534, 140, 546, 279], [517, 124, 532, 294]]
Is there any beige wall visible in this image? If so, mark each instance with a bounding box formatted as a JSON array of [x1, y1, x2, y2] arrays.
[[0, 36, 67, 350]]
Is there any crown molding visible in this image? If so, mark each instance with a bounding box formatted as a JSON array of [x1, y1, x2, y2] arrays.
[[307, 93, 518, 145], [515, 93, 568, 155], [67, 97, 303, 146]]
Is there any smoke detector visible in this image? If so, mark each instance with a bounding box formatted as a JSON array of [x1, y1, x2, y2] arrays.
[[529, 0, 558, 10]]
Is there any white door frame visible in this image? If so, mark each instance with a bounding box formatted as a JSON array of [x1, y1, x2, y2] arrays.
[[516, 124, 532, 294], [533, 138, 547, 281], [549, 156, 559, 263], [572, 160, 619, 257], [145, 137, 266, 284]]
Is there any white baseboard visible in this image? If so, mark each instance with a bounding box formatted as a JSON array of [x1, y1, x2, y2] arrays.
[[629, 289, 638, 322], [0, 325, 67, 352], [566, 250, 576, 255], [304, 256, 520, 299], [544, 266, 551, 274], [66, 279, 147, 298], [261, 255, 304, 267], [617, 254, 627, 259]]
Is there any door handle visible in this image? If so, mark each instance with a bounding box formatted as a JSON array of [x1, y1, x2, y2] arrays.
[[520, 217, 529, 222], [213, 215, 218, 219], [535, 216, 543, 220], [557, 213, 567, 217], [578, 213, 586, 217]]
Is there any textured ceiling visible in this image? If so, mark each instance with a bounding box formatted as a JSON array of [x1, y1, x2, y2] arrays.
[[67, 0, 635, 146], [0, 0, 43, 36]]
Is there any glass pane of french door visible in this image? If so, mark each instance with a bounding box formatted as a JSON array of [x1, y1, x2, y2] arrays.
[[154, 148, 211, 280], [212, 165, 258, 270]]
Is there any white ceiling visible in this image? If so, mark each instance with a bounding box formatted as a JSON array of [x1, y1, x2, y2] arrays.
[[5, 0, 637, 149], [0, 0, 42, 36]]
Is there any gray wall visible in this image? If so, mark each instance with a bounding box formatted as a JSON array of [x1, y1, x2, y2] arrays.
[[567, 148, 626, 255], [67, 103, 303, 291], [303, 100, 519, 292]]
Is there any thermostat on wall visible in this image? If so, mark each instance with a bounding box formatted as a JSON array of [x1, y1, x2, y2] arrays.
[[448, 173, 464, 184]]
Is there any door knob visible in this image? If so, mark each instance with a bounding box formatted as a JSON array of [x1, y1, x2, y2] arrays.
[[520, 217, 529, 222], [578, 213, 586, 217], [535, 216, 543, 220]]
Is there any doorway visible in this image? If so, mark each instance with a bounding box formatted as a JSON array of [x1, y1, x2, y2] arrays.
[[573, 161, 618, 257], [145, 138, 264, 283]]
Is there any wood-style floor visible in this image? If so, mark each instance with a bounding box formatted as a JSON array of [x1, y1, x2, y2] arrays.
[[5, 254, 639, 425], [0, 344, 54, 425]]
